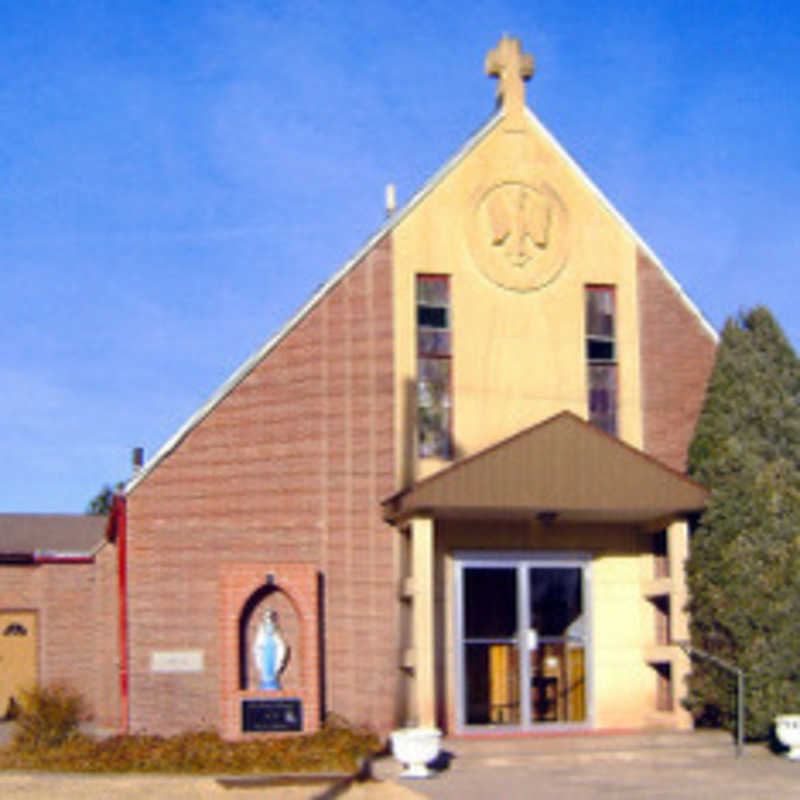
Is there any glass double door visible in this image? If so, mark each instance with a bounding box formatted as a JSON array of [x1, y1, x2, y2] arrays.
[[457, 556, 589, 730]]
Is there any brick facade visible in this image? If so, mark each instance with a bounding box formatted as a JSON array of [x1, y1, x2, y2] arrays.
[[127, 234, 397, 736], [637, 248, 717, 472], [0, 544, 120, 728]]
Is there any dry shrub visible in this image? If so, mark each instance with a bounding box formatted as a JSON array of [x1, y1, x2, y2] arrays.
[[12, 685, 84, 751], [0, 713, 380, 774]]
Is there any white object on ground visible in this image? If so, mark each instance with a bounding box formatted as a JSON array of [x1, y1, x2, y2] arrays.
[[389, 727, 442, 779], [775, 714, 800, 759]]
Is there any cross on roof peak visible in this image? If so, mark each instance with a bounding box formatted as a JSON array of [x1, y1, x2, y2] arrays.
[[485, 35, 534, 120]]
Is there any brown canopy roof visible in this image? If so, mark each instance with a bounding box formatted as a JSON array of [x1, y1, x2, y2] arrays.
[[0, 514, 106, 556], [383, 411, 708, 525]]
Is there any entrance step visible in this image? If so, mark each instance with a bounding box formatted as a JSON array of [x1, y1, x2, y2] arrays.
[[442, 730, 736, 766]]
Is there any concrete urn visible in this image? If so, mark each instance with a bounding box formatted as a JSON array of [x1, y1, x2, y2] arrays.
[[389, 727, 442, 778], [775, 715, 800, 759]]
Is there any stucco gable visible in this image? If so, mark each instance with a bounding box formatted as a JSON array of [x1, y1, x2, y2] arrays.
[[522, 107, 716, 343], [128, 77, 715, 494]]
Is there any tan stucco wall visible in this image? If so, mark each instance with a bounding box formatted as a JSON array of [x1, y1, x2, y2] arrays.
[[391, 102, 695, 733], [392, 111, 643, 483], [435, 519, 673, 732], [591, 540, 653, 728]]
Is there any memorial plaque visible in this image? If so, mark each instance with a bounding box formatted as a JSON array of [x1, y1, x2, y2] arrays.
[[242, 698, 303, 732], [150, 650, 204, 674]]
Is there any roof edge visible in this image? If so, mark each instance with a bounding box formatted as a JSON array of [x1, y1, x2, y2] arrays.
[[34, 550, 96, 563], [522, 108, 718, 344], [382, 410, 709, 511], [126, 111, 505, 494]]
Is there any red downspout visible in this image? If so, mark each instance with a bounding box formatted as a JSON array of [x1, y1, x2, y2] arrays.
[[118, 496, 129, 733], [107, 495, 129, 733]]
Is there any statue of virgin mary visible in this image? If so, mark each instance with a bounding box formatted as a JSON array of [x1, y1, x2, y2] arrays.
[[253, 609, 287, 690]]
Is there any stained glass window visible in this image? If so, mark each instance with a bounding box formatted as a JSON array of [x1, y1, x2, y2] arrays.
[[417, 275, 451, 458], [585, 286, 617, 435]]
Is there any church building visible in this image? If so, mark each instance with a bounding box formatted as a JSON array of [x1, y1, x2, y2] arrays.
[[110, 36, 716, 738]]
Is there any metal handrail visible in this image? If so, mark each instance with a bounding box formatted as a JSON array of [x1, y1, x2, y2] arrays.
[[676, 640, 744, 757]]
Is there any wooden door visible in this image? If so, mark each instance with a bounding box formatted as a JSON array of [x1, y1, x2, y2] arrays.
[[0, 611, 37, 717]]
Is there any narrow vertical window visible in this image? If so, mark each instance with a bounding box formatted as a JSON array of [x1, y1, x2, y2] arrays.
[[653, 529, 669, 579], [417, 275, 451, 458], [654, 663, 673, 711], [653, 596, 670, 645], [585, 286, 617, 435]]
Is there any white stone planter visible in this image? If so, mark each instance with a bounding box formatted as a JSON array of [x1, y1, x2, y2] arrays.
[[775, 715, 800, 759], [389, 726, 442, 778]]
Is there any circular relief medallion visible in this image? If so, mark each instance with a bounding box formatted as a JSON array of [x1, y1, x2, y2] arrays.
[[467, 180, 569, 291]]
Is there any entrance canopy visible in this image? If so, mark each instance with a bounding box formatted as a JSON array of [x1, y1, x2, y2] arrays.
[[383, 411, 708, 526]]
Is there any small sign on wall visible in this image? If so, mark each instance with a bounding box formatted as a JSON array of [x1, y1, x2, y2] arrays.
[[242, 699, 303, 732], [150, 650, 205, 674]]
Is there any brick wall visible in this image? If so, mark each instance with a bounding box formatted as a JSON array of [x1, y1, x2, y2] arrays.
[[637, 248, 717, 472], [127, 234, 397, 736], [0, 544, 120, 728]]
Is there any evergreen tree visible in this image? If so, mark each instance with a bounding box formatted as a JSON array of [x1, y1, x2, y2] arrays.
[[687, 306, 800, 739], [86, 483, 123, 515]]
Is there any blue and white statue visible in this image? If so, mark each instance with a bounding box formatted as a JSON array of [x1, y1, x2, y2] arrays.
[[253, 609, 288, 690]]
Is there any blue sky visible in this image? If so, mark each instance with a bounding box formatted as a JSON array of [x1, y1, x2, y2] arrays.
[[2, 1, 799, 512]]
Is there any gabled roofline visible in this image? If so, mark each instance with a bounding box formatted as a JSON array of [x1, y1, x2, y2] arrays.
[[127, 105, 718, 494], [383, 409, 708, 508], [382, 410, 709, 525], [523, 107, 718, 343], [126, 111, 506, 494]]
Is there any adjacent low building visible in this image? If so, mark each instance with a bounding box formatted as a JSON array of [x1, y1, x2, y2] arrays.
[[0, 514, 119, 726]]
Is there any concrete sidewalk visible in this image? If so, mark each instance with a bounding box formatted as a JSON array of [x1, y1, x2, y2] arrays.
[[2, 730, 799, 798], [377, 730, 800, 799], [0, 773, 421, 799]]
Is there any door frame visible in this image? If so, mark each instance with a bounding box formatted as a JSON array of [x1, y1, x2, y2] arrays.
[[453, 551, 594, 733], [0, 609, 39, 718]]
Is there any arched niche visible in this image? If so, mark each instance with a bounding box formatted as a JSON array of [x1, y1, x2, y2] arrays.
[[220, 563, 320, 738], [238, 583, 301, 691]]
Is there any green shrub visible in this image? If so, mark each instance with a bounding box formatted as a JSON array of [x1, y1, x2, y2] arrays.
[[12, 685, 84, 751]]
